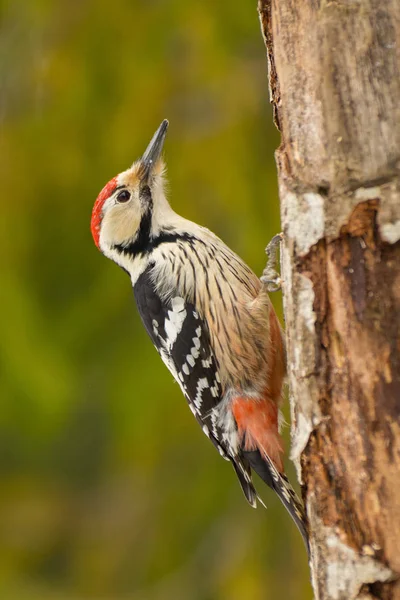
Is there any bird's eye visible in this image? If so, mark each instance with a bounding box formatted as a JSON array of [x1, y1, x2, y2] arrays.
[[116, 189, 131, 203]]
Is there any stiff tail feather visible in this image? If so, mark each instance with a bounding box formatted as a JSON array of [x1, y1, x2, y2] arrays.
[[232, 459, 257, 507], [242, 449, 309, 556]]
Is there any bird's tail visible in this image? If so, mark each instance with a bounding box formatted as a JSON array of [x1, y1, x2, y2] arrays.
[[231, 458, 258, 508], [242, 449, 309, 556]]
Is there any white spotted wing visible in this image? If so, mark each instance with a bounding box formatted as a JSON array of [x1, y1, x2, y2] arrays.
[[133, 267, 228, 458]]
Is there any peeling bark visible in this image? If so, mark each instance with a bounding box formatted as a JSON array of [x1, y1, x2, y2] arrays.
[[258, 1, 400, 598]]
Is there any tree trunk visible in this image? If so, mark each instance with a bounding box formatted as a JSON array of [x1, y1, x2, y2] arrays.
[[257, 2, 400, 598]]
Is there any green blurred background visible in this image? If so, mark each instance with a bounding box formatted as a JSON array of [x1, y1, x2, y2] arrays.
[[0, 1, 311, 598]]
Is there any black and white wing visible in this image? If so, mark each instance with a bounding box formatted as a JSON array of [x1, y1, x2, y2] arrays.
[[133, 266, 257, 505], [133, 267, 225, 451]]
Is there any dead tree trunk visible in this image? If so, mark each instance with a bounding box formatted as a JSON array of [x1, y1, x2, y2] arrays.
[[258, 2, 400, 598]]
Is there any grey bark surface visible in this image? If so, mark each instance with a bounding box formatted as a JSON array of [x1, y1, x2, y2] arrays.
[[258, 2, 400, 599]]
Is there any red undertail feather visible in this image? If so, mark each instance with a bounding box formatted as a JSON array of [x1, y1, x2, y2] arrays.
[[232, 396, 284, 473]]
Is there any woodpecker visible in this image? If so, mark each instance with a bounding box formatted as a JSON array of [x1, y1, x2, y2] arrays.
[[91, 120, 308, 551]]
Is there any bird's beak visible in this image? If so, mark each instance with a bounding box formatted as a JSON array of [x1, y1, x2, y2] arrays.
[[139, 119, 169, 181]]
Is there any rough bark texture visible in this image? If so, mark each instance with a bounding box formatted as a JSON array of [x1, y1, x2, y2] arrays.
[[258, 2, 400, 599]]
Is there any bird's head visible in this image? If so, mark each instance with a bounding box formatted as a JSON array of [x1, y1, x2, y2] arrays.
[[91, 119, 171, 258]]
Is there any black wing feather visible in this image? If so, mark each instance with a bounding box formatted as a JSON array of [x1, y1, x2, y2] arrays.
[[134, 267, 226, 455]]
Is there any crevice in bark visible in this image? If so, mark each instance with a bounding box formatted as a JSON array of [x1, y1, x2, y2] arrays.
[[257, 0, 281, 130]]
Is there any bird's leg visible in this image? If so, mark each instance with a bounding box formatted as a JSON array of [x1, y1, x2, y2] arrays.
[[261, 233, 283, 292]]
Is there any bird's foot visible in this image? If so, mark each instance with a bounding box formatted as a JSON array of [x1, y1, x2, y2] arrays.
[[261, 233, 283, 292]]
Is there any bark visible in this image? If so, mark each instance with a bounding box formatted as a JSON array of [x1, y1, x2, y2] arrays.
[[257, 2, 400, 599]]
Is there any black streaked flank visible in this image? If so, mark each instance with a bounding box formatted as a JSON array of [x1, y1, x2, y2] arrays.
[[214, 276, 227, 310]]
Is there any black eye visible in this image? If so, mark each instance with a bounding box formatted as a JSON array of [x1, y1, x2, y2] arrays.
[[116, 189, 131, 203]]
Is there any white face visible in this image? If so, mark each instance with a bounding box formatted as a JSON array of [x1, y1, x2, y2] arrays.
[[99, 168, 143, 251], [91, 157, 168, 254]]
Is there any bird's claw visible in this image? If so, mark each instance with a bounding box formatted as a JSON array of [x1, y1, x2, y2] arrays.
[[260, 274, 282, 292]]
